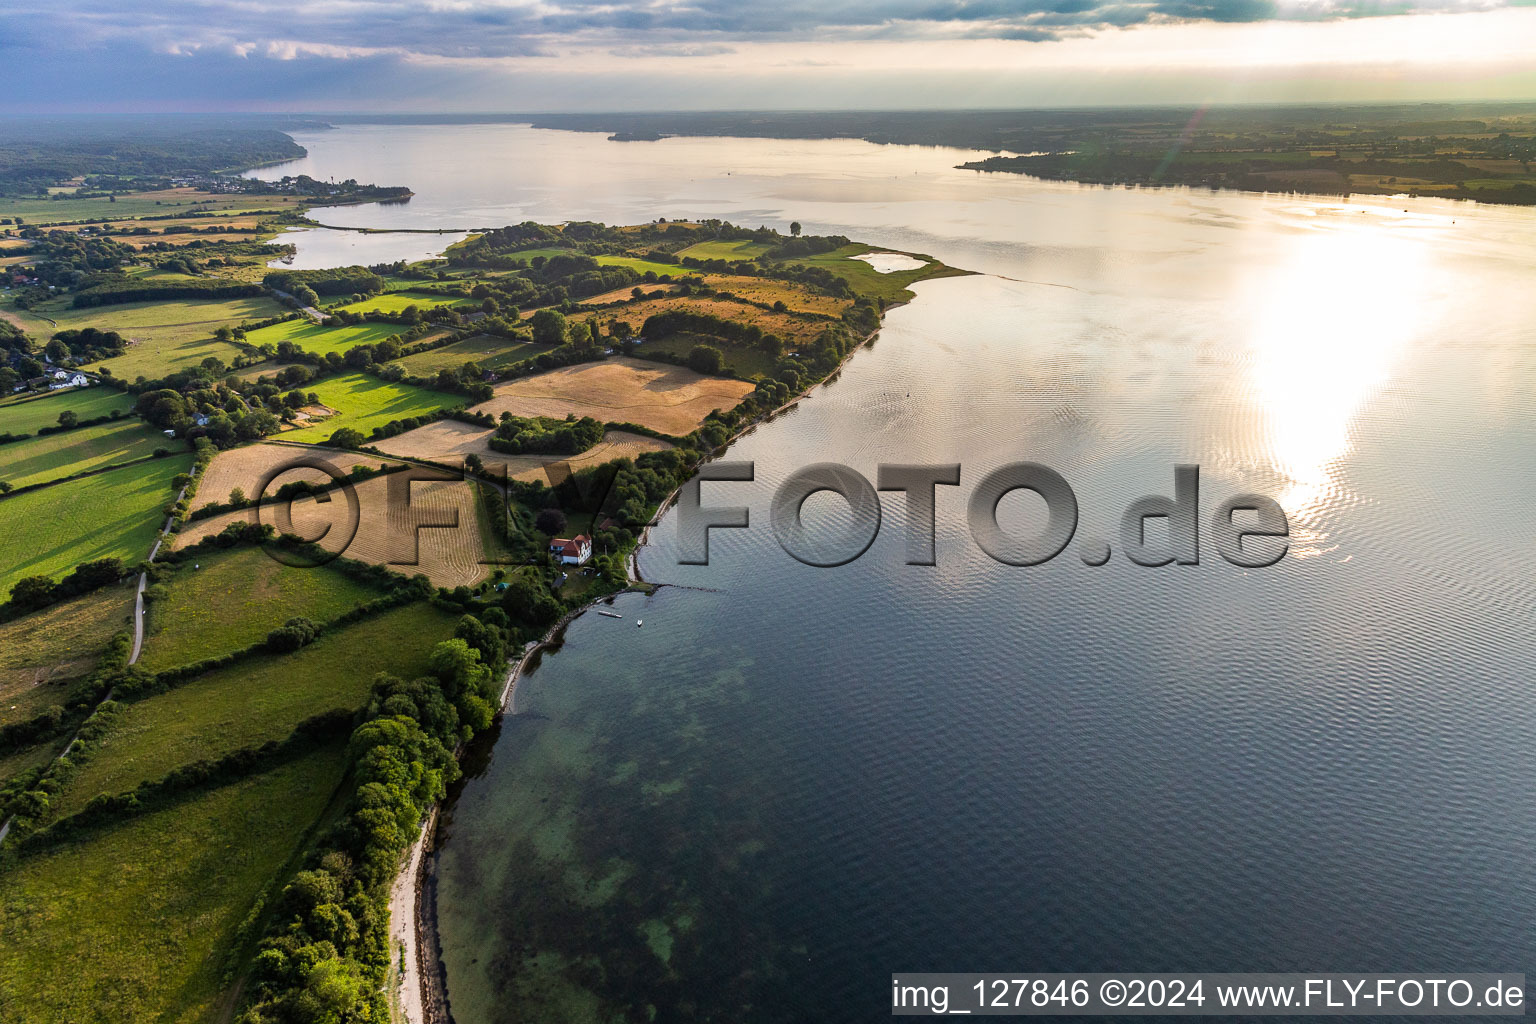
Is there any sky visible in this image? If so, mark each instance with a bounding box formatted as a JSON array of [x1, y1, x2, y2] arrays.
[[3, 0, 1535, 111]]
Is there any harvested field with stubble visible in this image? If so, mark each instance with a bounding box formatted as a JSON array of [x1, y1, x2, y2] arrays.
[[375, 420, 672, 482], [470, 356, 754, 436], [176, 471, 495, 589], [190, 442, 409, 512]]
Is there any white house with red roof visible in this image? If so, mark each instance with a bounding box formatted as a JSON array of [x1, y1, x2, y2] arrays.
[[550, 534, 593, 566]]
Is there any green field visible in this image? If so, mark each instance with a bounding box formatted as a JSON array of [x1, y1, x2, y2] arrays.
[[675, 239, 774, 261], [0, 584, 135, 729], [335, 290, 466, 314], [6, 294, 288, 380], [138, 546, 384, 672], [0, 452, 191, 594], [281, 371, 451, 443], [0, 189, 298, 226], [0, 744, 348, 1024], [0, 388, 134, 436], [0, 418, 167, 490], [594, 254, 689, 278], [53, 602, 456, 817], [243, 317, 411, 356], [389, 334, 551, 376], [778, 244, 952, 303]]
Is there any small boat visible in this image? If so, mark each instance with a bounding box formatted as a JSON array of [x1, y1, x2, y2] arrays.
[[597, 610, 622, 619], [636, 619, 643, 627]]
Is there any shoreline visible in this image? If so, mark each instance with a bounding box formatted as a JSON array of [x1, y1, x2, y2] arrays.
[[386, 268, 950, 1024]]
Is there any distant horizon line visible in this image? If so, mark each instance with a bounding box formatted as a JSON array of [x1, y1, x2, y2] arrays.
[[7, 98, 1536, 120]]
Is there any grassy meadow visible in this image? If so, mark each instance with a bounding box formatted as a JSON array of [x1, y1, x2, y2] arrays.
[[137, 546, 384, 672], [52, 601, 457, 817], [594, 253, 690, 278], [388, 334, 551, 376], [243, 318, 412, 357], [778, 243, 960, 304], [0, 452, 192, 594], [0, 744, 349, 1024], [0, 389, 135, 436], [0, 584, 135, 729], [1, 418, 168, 490], [7, 294, 288, 379], [334, 290, 466, 314], [676, 239, 774, 261], [281, 371, 451, 443]]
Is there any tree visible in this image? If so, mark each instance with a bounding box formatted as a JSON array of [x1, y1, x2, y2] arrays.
[[43, 337, 71, 364], [688, 344, 725, 375], [535, 507, 567, 535], [229, 487, 246, 505], [293, 284, 319, 307], [329, 427, 365, 449], [57, 410, 79, 429], [529, 308, 568, 347], [790, 221, 802, 236], [609, 319, 633, 342], [9, 575, 58, 613]]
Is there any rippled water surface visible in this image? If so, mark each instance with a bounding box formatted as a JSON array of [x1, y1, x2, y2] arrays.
[[264, 125, 1536, 1021]]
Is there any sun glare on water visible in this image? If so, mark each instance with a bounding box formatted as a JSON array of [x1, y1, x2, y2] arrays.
[[1243, 206, 1432, 547]]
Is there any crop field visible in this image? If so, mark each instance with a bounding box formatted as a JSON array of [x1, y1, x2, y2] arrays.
[[241, 318, 412, 357], [676, 239, 774, 261], [137, 546, 385, 672], [0, 584, 135, 729], [52, 602, 455, 818], [388, 334, 551, 376], [177, 473, 496, 589], [0, 187, 305, 226], [334, 290, 466, 314], [470, 356, 754, 435], [0, 452, 192, 595], [1, 418, 168, 490], [573, 294, 822, 345], [0, 744, 349, 1024], [6, 294, 288, 379], [376, 420, 672, 481], [0, 389, 135, 436], [189, 442, 406, 512], [278, 372, 450, 443]]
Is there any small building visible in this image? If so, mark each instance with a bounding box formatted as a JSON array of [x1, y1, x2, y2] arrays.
[[192, 413, 210, 427], [549, 534, 592, 566], [69, 373, 89, 388]]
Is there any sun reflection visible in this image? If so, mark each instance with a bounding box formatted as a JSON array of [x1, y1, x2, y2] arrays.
[[1244, 209, 1427, 549]]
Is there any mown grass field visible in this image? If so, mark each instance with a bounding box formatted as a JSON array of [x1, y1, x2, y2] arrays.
[[594, 254, 689, 278], [242, 318, 412, 357], [0, 388, 134, 436], [0, 188, 304, 226], [138, 546, 386, 672], [53, 602, 456, 817], [0, 584, 135, 729], [7, 294, 288, 379], [280, 372, 452, 443], [0, 744, 349, 1024], [676, 239, 774, 261], [1, 418, 168, 490], [334, 290, 466, 314], [388, 334, 551, 376], [0, 452, 192, 594]]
